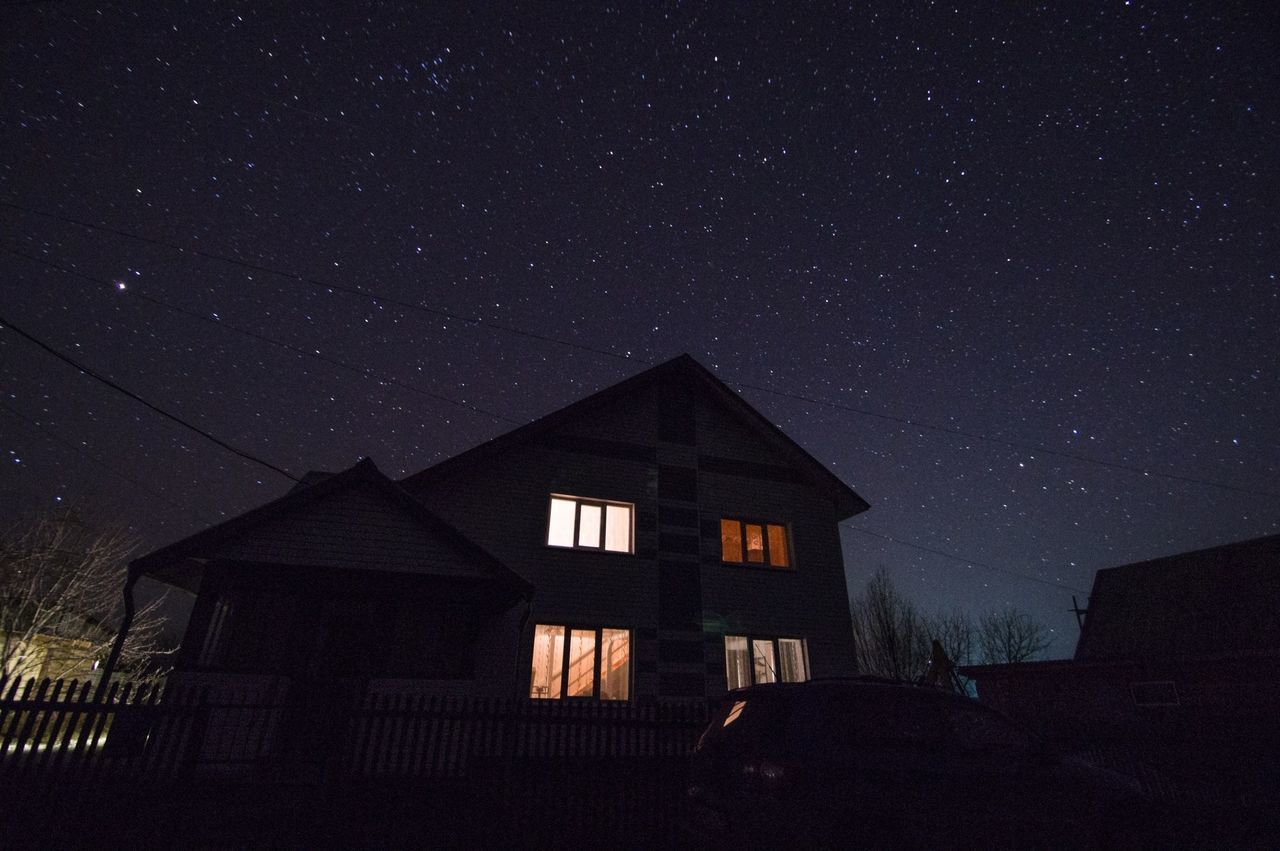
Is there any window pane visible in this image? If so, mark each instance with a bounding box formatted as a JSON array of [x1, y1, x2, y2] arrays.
[[567, 629, 597, 697], [745, 524, 765, 563], [599, 629, 630, 700], [725, 636, 751, 690], [604, 504, 631, 553], [720, 519, 743, 562], [530, 625, 565, 699], [778, 638, 807, 682], [767, 525, 789, 567], [577, 504, 602, 548], [753, 639, 777, 684], [547, 498, 576, 547]]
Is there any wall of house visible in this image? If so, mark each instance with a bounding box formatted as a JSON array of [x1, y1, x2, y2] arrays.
[[410, 374, 859, 701], [413, 437, 664, 700], [182, 564, 492, 682], [693, 388, 858, 687]]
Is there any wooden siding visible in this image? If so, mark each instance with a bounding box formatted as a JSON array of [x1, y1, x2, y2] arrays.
[[211, 482, 496, 580], [409, 374, 859, 699]]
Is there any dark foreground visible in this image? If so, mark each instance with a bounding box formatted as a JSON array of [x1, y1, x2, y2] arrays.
[[4, 762, 1277, 849]]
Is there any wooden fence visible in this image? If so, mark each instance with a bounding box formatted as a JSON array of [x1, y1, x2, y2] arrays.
[[0, 675, 707, 783], [1, 675, 709, 845]]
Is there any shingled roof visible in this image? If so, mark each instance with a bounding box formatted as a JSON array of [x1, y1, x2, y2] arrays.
[[1074, 534, 1280, 662], [133, 458, 530, 596], [401, 353, 869, 519]]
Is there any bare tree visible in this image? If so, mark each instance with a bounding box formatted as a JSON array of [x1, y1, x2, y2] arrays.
[[1, 511, 168, 683], [850, 568, 929, 680], [852, 572, 1053, 686], [978, 608, 1051, 664]]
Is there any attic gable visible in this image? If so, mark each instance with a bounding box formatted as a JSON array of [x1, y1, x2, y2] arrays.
[[207, 481, 495, 579], [403, 354, 868, 518], [134, 459, 528, 593]]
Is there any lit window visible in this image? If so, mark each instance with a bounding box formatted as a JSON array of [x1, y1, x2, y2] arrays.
[[530, 625, 565, 699], [753, 639, 777, 684], [547, 495, 634, 553], [530, 624, 631, 701], [724, 636, 808, 689], [720, 519, 790, 568]]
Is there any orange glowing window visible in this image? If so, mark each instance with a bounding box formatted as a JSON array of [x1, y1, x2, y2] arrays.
[[745, 524, 765, 563], [720, 519, 743, 562], [720, 519, 791, 569], [767, 524, 789, 567], [530, 624, 631, 701]]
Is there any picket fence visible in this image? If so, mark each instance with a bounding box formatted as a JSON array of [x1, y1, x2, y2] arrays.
[[0, 675, 708, 785]]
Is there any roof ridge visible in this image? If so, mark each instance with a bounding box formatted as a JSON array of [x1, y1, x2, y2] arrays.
[[133, 457, 530, 594], [400, 354, 869, 519]]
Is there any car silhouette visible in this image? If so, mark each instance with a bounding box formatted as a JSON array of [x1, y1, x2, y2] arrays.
[[686, 678, 1154, 848]]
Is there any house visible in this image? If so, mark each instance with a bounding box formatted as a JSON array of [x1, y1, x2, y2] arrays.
[[961, 534, 1280, 795], [132, 355, 869, 704], [2, 623, 102, 683]]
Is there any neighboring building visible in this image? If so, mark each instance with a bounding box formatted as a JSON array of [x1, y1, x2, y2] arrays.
[[2, 626, 101, 684], [963, 534, 1280, 725], [962, 535, 1280, 795], [133, 355, 869, 703]]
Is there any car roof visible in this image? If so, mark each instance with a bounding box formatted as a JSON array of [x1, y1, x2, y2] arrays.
[[723, 678, 959, 702]]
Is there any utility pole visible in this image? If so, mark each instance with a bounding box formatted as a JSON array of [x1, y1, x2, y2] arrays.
[[1069, 595, 1088, 631]]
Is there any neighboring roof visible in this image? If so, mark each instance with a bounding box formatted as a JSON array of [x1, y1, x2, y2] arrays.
[[1074, 534, 1280, 662], [133, 458, 531, 596], [402, 354, 870, 519], [287, 469, 335, 493]]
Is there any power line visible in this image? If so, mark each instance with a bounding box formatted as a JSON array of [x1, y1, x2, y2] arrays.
[[738, 382, 1280, 500], [0, 313, 299, 483], [3, 246, 522, 426], [844, 524, 1090, 594], [0, 400, 208, 520], [5, 198, 1277, 501], [0, 200, 645, 365]]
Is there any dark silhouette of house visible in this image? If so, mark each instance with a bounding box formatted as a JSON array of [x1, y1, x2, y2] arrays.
[[962, 534, 1280, 796], [133, 355, 869, 703]]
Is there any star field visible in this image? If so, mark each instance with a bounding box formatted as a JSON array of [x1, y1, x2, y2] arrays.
[[3, 2, 1277, 653]]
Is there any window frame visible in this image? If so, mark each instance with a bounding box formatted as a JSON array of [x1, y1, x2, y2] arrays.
[[546, 494, 635, 554], [529, 623, 633, 702], [724, 635, 809, 689], [719, 518, 793, 569]]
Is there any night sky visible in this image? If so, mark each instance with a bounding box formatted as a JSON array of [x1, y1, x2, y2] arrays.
[[3, 2, 1277, 656]]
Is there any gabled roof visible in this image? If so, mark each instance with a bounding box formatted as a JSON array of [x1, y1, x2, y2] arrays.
[[133, 458, 531, 596], [1074, 534, 1280, 662], [402, 354, 870, 519]]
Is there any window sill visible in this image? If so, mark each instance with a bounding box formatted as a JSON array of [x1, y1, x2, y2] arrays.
[[719, 561, 795, 572], [546, 544, 636, 556]]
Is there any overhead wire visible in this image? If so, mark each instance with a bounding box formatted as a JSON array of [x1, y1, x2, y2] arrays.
[[842, 524, 1090, 594], [3, 246, 522, 426], [4, 197, 1275, 501], [0, 313, 300, 483], [0, 200, 645, 365], [5, 204, 1278, 594], [736, 382, 1280, 500], [0, 400, 210, 521]]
